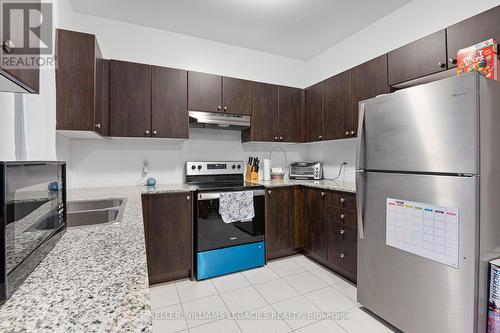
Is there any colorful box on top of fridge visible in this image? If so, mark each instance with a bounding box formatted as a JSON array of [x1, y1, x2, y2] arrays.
[[488, 259, 500, 333], [457, 39, 498, 80]]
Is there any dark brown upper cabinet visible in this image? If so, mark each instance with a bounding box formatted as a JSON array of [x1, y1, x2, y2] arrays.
[[0, 0, 39, 93], [446, 5, 500, 68], [305, 82, 323, 142], [242, 82, 278, 142], [388, 30, 447, 86], [142, 192, 193, 285], [152, 66, 188, 139], [110, 60, 151, 137], [351, 54, 389, 136], [323, 70, 351, 140], [188, 72, 252, 115], [56, 29, 109, 135], [188, 71, 222, 113], [222, 77, 253, 115], [278, 86, 303, 143]]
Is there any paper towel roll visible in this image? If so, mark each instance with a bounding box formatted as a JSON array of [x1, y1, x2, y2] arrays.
[[263, 159, 271, 181]]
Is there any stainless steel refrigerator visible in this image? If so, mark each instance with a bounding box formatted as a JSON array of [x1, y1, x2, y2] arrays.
[[355, 72, 500, 333]]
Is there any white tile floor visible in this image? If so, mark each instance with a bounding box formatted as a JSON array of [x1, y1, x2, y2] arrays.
[[150, 255, 397, 333]]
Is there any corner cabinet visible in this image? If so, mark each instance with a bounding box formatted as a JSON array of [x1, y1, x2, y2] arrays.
[[141, 192, 193, 285], [303, 188, 327, 260], [265, 187, 298, 260], [56, 29, 109, 135], [305, 82, 323, 142]]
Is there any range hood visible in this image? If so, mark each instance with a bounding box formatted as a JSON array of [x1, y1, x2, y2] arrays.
[[189, 111, 250, 130]]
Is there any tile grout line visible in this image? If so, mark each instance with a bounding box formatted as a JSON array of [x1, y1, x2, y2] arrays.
[[173, 282, 190, 332]]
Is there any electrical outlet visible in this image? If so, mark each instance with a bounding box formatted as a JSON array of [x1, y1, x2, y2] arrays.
[[142, 159, 149, 177]]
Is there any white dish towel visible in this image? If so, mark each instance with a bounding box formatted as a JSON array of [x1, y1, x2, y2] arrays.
[[219, 191, 255, 223]]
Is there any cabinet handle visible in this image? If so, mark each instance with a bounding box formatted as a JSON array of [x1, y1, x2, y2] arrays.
[[1, 40, 14, 53], [279, 136, 283, 141], [321, 192, 325, 197], [438, 62, 446, 69], [268, 190, 272, 195], [274, 136, 278, 141], [340, 229, 345, 234], [318, 135, 322, 140], [95, 123, 101, 129], [339, 253, 345, 258], [217, 105, 222, 111], [340, 214, 345, 219], [340, 197, 345, 203], [345, 131, 349, 136], [145, 130, 150, 135], [153, 130, 158, 136], [350, 130, 355, 136], [449, 58, 457, 65], [223, 106, 228, 112], [186, 195, 190, 200]]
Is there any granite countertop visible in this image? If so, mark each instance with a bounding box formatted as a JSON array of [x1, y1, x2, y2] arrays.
[[252, 179, 356, 193], [0, 184, 193, 333]]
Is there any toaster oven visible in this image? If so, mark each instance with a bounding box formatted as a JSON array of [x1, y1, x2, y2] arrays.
[[289, 162, 323, 180]]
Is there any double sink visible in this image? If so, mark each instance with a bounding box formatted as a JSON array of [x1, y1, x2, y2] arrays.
[[67, 198, 126, 227]]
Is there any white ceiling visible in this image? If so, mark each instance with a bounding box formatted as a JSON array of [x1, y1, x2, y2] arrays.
[[69, 0, 412, 60]]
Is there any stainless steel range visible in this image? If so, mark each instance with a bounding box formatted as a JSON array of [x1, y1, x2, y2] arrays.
[[185, 161, 265, 280]]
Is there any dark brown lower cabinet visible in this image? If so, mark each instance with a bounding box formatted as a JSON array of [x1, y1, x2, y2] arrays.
[[265, 187, 297, 260], [141, 192, 193, 285], [303, 188, 327, 260]]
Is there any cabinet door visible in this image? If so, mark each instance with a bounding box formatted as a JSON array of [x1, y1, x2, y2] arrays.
[[94, 51, 109, 136], [323, 70, 351, 140], [188, 71, 222, 112], [388, 30, 447, 85], [110, 60, 151, 137], [242, 82, 278, 142], [351, 54, 389, 137], [222, 77, 253, 115], [266, 187, 295, 259], [278, 86, 302, 142], [142, 192, 193, 285], [152, 66, 188, 139], [446, 5, 500, 68], [305, 82, 323, 142], [303, 188, 327, 260], [56, 29, 96, 131]]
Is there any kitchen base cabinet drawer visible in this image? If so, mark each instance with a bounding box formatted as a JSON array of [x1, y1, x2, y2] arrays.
[[327, 206, 357, 228], [328, 223, 357, 281], [328, 192, 356, 210]]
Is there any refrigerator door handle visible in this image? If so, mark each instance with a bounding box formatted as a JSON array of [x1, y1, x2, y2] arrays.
[[355, 102, 365, 171], [356, 170, 365, 239]]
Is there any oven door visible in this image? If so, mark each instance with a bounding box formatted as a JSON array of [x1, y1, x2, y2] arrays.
[[196, 189, 265, 253]]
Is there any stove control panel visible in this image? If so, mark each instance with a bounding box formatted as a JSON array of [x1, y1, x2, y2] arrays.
[[186, 161, 245, 176]]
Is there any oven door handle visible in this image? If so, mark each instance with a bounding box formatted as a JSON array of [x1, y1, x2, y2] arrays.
[[198, 190, 265, 201]]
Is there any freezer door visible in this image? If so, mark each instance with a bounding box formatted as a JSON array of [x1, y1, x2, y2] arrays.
[[358, 73, 478, 174], [357, 172, 478, 333]]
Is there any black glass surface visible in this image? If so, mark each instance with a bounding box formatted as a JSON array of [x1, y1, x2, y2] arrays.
[[1, 162, 66, 302], [196, 194, 265, 252]]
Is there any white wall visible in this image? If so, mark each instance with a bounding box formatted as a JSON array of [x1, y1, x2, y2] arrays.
[[65, 129, 305, 188], [305, 0, 500, 86]]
